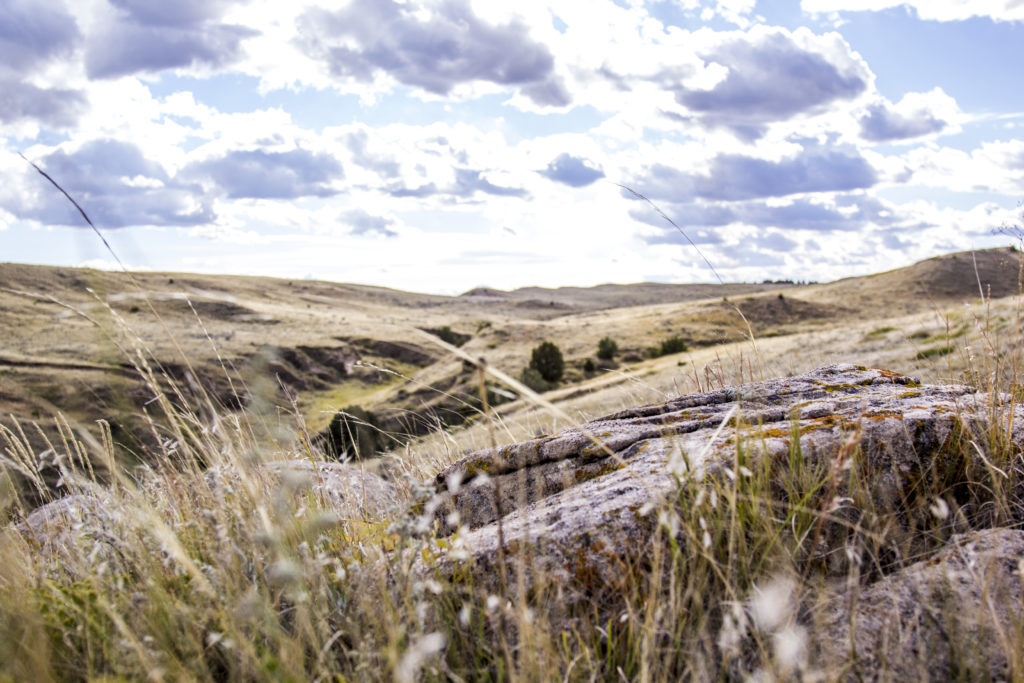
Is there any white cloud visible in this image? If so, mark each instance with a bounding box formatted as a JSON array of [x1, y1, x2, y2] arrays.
[[708, 0, 760, 28], [900, 140, 1024, 195], [293, 0, 569, 107], [802, 0, 1024, 22], [1, 0, 1021, 292], [858, 88, 963, 143]]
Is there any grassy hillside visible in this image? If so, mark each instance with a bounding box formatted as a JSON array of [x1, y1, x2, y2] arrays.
[[0, 246, 1019, 469], [2, 245, 1024, 681]]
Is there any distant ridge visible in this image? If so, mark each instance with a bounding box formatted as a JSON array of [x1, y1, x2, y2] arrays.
[[459, 287, 509, 298]]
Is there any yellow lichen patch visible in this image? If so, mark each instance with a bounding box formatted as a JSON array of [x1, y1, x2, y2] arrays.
[[573, 460, 626, 484], [462, 456, 494, 477]]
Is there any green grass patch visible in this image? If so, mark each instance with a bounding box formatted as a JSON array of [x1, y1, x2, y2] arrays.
[[862, 325, 898, 340], [916, 345, 954, 360]]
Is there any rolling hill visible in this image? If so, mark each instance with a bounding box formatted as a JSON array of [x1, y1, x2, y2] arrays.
[[0, 246, 1019, 469]]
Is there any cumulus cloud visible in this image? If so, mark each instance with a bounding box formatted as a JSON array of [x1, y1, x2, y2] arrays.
[[184, 149, 344, 199], [667, 28, 870, 139], [900, 139, 1024, 194], [632, 145, 877, 203], [0, 79, 85, 127], [859, 88, 961, 142], [16, 139, 213, 228], [0, 0, 85, 127], [635, 194, 896, 246], [519, 77, 572, 107], [346, 129, 400, 179], [387, 167, 526, 199], [108, 0, 237, 28], [342, 209, 398, 238], [539, 153, 605, 187], [296, 0, 567, 106], [802, 0, 1024, 22], [0, 0, 80, 71], [85, 0, 256, 79], [453, 169, 526, 197], [389, 182, 439, 199], [639, 220, 725, 245]]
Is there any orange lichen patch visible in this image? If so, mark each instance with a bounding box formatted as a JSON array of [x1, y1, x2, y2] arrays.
[[807, 414, 858, 430], [872, 367, 922, 386], [749, 426, 794, 439], [863, 410, 904, 421], [737, 411, 875, 442]]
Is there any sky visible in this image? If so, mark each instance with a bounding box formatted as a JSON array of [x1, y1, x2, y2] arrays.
[[1, 0, 1023, 295]]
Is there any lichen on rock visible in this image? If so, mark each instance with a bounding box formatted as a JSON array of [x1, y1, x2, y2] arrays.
[[421, 363, 1024, 631]]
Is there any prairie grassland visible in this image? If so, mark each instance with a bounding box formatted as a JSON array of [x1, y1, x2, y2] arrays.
[[1, 254, 1024, 680]]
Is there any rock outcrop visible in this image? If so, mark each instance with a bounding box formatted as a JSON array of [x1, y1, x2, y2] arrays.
[[423, 363, 1024, 630], [263, 459, 400, 520], [14, 461, 399, 571], [816, 527, 1024, 681]]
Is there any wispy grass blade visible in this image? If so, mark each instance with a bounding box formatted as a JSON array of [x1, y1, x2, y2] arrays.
[[614, 182, 725, 285], [19, 152, 127, 273]]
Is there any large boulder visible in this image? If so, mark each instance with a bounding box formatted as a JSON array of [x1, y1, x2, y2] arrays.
[[15, 492, 120, 570], [263, 459, 400, 520], [423, 364, 1024, 616], [14, 460, 399, 573], [816, 527, 1024, 681]]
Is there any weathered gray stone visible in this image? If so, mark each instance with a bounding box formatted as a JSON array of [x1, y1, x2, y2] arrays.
[[263, 460, 400, 521], [18, 493, 114, 549], [816, 527, 1024, 681], [15, 461, 399, 572], [14, 492, 124, 572], [424, 364, 1024, 614]]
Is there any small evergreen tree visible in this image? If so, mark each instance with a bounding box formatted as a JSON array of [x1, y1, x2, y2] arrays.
[[597, 336, 618, 360], [529, 341, 564, 383]]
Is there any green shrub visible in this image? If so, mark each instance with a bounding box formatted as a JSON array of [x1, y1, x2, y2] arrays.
[[582, 358, 596, 373], [596, 336, 618, 360], [519, 366, 551, 393], [425, 325, 471, 347], [320, 406, 379, 460], [650, 336, 688, 358], [529, 341, 564, 383]]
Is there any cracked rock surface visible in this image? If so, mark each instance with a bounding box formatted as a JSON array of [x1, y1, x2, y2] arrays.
[[816, 527, 1024, 681], [427, 363, 1024, 619]]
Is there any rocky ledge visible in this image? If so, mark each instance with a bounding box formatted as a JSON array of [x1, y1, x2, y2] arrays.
[[422, 363, 1024, 678]]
